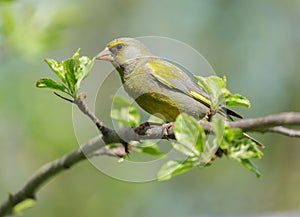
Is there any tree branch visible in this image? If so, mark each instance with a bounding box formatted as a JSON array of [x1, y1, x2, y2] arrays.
[[1, 112, 300, 216], [229, 112, 300, 132], [198, 112, 300, 137], [267, 126, 300, 137], [73, 95, 110, 135]]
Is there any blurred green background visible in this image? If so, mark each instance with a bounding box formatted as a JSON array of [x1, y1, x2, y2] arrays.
[[1, 0, 300, 216]]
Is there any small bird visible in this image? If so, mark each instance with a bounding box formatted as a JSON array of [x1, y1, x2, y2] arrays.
[[95, 37, 241, 123]]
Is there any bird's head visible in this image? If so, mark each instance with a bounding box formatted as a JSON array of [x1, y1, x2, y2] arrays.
[[96, 38, 152, 67]]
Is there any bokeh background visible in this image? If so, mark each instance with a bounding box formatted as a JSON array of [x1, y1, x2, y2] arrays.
[[1, 0, 300, 216]]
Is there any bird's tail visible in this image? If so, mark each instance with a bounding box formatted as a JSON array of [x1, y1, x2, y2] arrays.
[[218, 107, 264, 147], [219, 107, 243, 119], [243, 133, 264, 147]]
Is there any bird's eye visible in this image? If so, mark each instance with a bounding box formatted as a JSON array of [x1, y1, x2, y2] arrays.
[[116, 43, 123, 50]]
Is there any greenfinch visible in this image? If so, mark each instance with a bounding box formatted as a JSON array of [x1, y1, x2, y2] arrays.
[[95, 37, 241, 122]]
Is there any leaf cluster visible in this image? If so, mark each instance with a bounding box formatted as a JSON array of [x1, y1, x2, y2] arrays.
[[36, 49, 94, 98], [157, 76, 262, 180]]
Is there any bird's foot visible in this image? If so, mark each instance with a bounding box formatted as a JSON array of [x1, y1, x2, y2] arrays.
[[134, 121, 175, 138], [163, 122, 175, 137]]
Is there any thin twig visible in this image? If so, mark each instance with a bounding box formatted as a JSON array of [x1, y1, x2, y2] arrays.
[[73, 95, 113, 137], [53, 92, 74, 103], [229, 112, 300, 132], [198, 112, 300, 138], [53, 92, 111, 136], [267, 126, 300, 137]]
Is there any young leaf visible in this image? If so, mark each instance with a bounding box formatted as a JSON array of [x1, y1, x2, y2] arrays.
[[241, 159, 261, 177], [110, 96, 140, 127], [171, 142, 195, 157], [36, 78, 68, 93], [39, 49, 93, 98], [221, 124, 263, 176], [44, 58, 65, 83], [194, 75, 226, 108], [225, 93, 251, 108], [194, 75, 250, 110], [211, 116, 225, 149], [135, 141, 165, 157], [157, 159, 194, 181], [76, 56, 94, 90], [63, 58, 77, 94], [174, 113, 205, 155]]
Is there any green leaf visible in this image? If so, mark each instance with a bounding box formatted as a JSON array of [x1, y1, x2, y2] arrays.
[[241, 159, 261, 177], [135, 141, 165, 156], [13, 198, 36, 215], [225, 93, 251, 108], [40, 49, 93, 98], [156, 113, 217, 181], [72, 49, 81, 80], [174, 113, 205, 155], [157, 159, 194, 181], [110, 96, 140, 127], [36, 78, 68, 93], [63, 58, 77, 94], [223, 126, 243, 144], [220, 124, 263, 177], [75, 56, 94, 90], [171, 142, 195, 157], [194, 75, 226, 108], [211, 116, 225, 149], [195, 75, 251, 111], [229, 143, 259, 160], [44, 58, 66, 83]]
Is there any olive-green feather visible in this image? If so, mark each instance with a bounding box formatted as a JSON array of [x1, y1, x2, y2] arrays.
[[146, 58, 212, 108]]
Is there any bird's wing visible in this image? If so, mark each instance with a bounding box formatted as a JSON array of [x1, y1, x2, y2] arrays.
[[145, 58, 212, 108], [145, 58, 243, 119]]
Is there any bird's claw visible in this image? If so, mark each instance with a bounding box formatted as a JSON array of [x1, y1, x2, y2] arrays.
[[163, 122, 175, 137]]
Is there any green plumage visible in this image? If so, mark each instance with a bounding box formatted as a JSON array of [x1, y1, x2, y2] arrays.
[[96, 37, 241, 122]]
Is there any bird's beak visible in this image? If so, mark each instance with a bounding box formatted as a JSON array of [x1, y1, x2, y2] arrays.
[[95, 47, 113, 61]]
